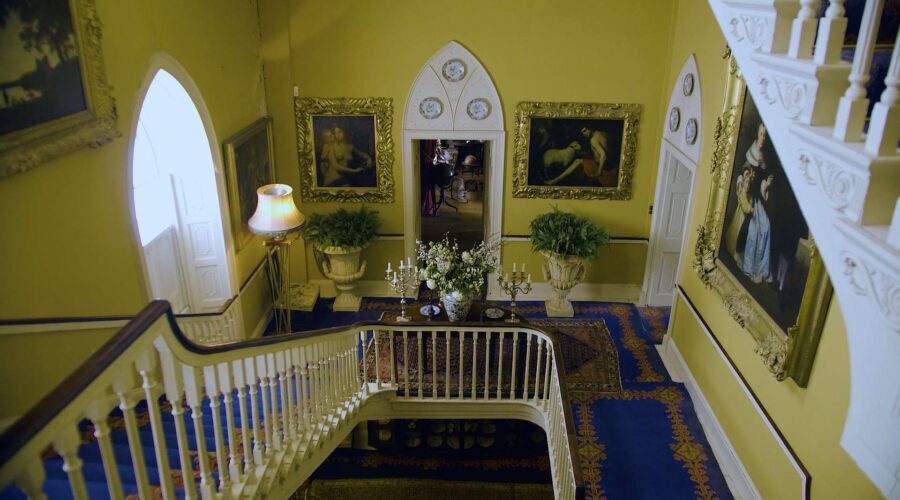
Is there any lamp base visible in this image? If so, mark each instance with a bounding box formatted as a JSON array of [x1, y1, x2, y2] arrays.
[[545, 299, 574, 318]]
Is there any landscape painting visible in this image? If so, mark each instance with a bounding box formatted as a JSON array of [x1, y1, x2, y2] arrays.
[[0, 0, 87, 136]]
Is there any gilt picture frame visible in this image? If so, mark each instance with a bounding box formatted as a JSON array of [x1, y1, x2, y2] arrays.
[[694, 52, 832, 386], [0, 0, 119, 178], [295, 97, 394, 203], [511, 101, 640, 200], [223, 117, 275, 251]]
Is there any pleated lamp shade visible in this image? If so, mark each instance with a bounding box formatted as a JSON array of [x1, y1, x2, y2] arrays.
[[248, 184, 305, 237]]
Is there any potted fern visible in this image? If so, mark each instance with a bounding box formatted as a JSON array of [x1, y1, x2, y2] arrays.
[[301, 207, 380, 312], [529, 208, 609, 317]]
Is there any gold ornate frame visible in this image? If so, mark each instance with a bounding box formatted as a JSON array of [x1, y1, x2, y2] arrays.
[[223, 117, 275, 251], [511, 101, 640, 200], [693, 53, 832, 386], [0, 0, 119, 178], [294, 97, 395, 203]]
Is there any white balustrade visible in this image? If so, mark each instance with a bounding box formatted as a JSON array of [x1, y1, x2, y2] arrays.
[[0, 305, 582, 499], [834, 0, 885, 141]]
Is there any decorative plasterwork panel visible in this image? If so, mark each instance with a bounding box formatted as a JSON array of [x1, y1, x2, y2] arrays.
[[842, 251, 900, 330], [403, 41, 503, 132], [795, 147, 865, 218]]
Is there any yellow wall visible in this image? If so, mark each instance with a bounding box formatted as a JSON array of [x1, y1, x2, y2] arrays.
[[259, 0, 678, 286], [666, 0, 880, 497], [0, 327, 119, 419], [0, 0, 270, 320]]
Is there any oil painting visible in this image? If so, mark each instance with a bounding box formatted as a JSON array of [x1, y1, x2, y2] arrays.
[[224, 117, 275, 250]]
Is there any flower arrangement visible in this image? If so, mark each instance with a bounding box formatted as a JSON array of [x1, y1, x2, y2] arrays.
[[416, 236, 500, 298]]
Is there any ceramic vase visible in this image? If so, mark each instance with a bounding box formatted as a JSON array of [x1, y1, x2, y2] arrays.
[[320, 246, 366, 312], [541, 250, 587, 317], [442, 292, 473, 322]]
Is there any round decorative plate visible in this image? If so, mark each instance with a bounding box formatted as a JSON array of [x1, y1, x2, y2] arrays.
[[685, 118, 698, 144], [420, 304, 441, 316], [668, 107, 681, 132], [442, 58, 467, 82], [484, 307, 504, 319], [466, 98, 491, 120], [683, 73, 695, 96], [419, 97, 443, 119]]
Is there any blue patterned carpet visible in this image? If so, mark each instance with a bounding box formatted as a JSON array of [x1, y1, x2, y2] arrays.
[[279, 299, 729, 499]]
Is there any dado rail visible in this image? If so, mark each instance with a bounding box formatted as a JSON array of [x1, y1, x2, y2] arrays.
[[0, 301, 583, 499]]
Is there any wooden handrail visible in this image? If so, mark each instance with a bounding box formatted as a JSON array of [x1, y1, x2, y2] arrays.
[[0, 300, 584, 496]]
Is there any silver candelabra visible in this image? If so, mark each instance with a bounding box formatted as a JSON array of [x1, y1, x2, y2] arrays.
[[497, 262, 532, 323], [385, 257, 419, 322]]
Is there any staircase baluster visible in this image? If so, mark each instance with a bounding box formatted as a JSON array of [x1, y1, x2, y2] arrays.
[[317, 344, 331, 422], [814, 0, 848, 64], [135, 351, 176, 499], [533, 339, 544, 405], [243, 357, 263, 466], [255, 355, 273, 456], [471, 331, 478, 399], [432, 331, 438, 400], [276, 351, 294, 445], [865, 30, 900, 154], [543, 347, 553, 408], [403, 331, 410, 398], [522, 333, 532, 400], [359, 330, 368, 394], [231, 360, 252, 475], [418, 331, 424, 399], [52, 426, 88, 500], [113, 377, 152, 499], [458, 331, 465, 399], [510, 331, 519, 399], [389, 330, 397, 387], [14, 458, 47, 500], [217, 362, 242, 483], [291, 347, 308, 436], [789, 0, 820, 58], [156, 346, 198, 499], [182, 365, 215, 497], [265, 353, 282, 450], [202, 365, 231, 492], [353, 333, 362, 395], [373, 329, 382, 389], [85, 403, 124, 500], [484, 331, 491, 400], [307, 344, 322, 430], [445, 331, 451, 400], [834, 0, 885, 141], [496, 331, 505, 400], [298, 348, 311, 433], [330, 340, 341, 409], [281, 350, 298, 442]]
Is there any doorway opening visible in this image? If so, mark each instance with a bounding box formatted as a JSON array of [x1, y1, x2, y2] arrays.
[[130, 67, 234, 313], [419, 139, 488, 251]]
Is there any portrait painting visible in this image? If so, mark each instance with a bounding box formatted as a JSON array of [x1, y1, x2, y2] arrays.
[[224, 117, 275, 250], [512, 102, 640, 200], [295, 97, 395, 203], [695, 51, 832, 387], [0, 0, 118, 177]]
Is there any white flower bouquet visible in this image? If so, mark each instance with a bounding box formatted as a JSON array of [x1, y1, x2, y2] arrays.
[[416, 236, 500, 298]]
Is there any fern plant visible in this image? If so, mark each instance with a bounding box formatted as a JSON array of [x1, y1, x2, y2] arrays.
[[301, 206, 380, 249], [529, 208, 609, 258]]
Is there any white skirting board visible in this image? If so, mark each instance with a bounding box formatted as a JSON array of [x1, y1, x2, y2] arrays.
[[311, 279, 641, 303], [658, 334, 761, 500]]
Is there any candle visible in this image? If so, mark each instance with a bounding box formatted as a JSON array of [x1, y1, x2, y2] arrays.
[[387, 262, 392, 273], [399, 260, 405, 270], [393, 272, 397, 283], [528, 273, 532, 284], [513, 262, 517, 273], [522, 262, 526, 273], [407, 256, 412, 268]]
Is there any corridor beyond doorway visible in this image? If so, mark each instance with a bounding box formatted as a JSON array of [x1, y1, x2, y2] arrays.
[[419, 139, 486, 251]]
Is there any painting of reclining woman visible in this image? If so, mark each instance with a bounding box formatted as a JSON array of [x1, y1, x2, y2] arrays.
[[717, 91, 812, 332], [511, 102, 640, 200], [312, 115, 377, 189]]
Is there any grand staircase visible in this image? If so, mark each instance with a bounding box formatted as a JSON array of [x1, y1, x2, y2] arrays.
[[0, 302, 582, 499], [706, 0, 899, 496]]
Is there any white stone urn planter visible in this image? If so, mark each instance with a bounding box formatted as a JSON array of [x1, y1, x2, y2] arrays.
[[320, 245, 367, 312], [541, 250, 588, 317]]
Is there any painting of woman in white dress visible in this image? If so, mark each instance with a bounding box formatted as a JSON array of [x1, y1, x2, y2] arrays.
[[717, 92, 811, 332]]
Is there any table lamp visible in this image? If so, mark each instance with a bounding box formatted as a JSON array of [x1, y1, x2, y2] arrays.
[[249, 183, 305, 334]]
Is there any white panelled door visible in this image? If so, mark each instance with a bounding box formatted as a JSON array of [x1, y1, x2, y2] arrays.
[[645, 150, 693, 306], [143, 226, 190, 313], [170, 170, 231, 312]]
